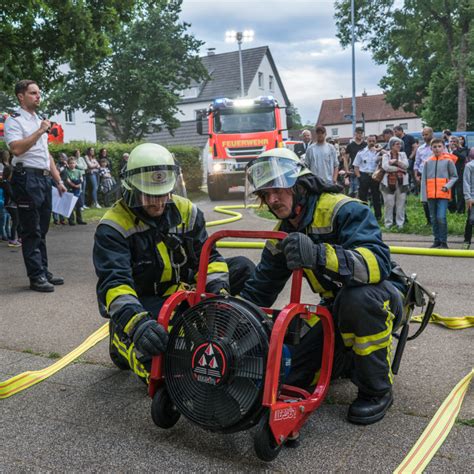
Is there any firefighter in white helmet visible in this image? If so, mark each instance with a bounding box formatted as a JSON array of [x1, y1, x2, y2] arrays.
[[241, 147, 407, 425]]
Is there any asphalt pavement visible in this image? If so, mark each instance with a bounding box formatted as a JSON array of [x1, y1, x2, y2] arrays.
[[0, 192, 472, 472]]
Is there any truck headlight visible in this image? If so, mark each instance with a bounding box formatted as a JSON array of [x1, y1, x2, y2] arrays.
[[213, 163, 223, 172]]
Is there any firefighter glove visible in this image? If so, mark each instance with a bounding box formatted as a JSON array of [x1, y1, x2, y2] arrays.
[[281, 233, 320, 270], [132, 318, 169, 356]]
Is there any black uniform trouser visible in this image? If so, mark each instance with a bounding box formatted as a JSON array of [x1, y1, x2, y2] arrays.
[[109, 255, 255, 381], [11, 170, 52, 279], [286, 280, 403, 396], [358, 172, 382, 220]]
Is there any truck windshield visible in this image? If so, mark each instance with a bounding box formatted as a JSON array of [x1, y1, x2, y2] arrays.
[[214, 108, 276, 134]]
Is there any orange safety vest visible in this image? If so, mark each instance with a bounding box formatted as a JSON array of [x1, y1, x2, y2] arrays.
[[425, 154, 453, 200]]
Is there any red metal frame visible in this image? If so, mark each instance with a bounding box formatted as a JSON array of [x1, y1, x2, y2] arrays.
[[148, 229, 335, 446]]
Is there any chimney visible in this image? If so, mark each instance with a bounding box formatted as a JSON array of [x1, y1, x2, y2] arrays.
[[362, 89, 368, 97], [207, 48, 216, 56]]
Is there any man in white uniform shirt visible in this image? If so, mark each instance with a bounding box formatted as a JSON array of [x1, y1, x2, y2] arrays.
[[303, 125, 339, 184], [4, 80, 67, 292], [353, 134, 382, 221]]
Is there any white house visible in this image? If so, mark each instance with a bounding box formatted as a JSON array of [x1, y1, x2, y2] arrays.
[[317, 93, 423, 142], [148, 46, 291, 148], [49, 108, 97, 143]]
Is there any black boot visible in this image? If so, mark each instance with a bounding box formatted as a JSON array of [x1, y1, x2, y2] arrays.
[[30, 276, 55, 293], [347, 390, 393, 425], [46, 271, 64, 285]]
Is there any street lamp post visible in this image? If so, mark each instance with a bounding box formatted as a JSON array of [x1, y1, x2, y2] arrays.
[[225, 30, 254, 98], [350, 0, 356, 135]]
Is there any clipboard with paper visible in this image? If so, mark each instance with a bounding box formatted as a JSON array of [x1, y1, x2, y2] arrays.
[[52, 187, 78, 218]]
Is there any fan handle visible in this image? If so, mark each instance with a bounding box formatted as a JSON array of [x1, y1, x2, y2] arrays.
[[197, 229, 303, 303]]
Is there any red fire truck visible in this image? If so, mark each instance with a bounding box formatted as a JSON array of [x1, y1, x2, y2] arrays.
[[196, 96, 294, 200]]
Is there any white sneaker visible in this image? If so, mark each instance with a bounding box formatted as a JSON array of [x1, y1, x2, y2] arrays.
[[95, 203, 102, 208], [83, 205, 89, 209]]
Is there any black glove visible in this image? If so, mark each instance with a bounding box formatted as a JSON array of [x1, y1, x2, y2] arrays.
[[132, 318, 169, 357], [281, 233, 321, 270]]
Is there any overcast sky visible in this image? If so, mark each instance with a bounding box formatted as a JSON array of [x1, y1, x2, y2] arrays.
[[180, 0, 387, 124]]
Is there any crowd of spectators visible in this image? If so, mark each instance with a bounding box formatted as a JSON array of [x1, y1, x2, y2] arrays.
[[0, 147, 123, 243], [297, 125, 473, 249]]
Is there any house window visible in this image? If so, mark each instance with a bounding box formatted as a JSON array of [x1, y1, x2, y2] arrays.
[[399, 122, 408, 130], [331, 128, 338, 137], [64, 110, 75, 124], [386, 123, 394, 129], [269, 75, 274, 91], [258, 72, 264, 89]]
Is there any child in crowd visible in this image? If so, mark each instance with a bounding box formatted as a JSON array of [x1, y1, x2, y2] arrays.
[[0, 174, 7, 241], [0, 165, 21, 247], [63, 157, 87, 226], [421, 138, 458, 249], [463, 158, 474, 249], [98, 158, 115, 194]]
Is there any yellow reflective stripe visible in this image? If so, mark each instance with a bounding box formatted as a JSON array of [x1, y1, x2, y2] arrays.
[[265, 221, 282, 255], [112, 334, 149, 380], [384, 300, 394, 385], [324, 243, 339, 273], [341, 300, 394, 360], [156, 242, 172, 283], [106, 284, 137, 310], [307, 313, 320, 328], [355, 247, 381, 283], [163, 282, 190, 296], [164, 284, 178, 296], [303, 269, 334, 298], [341, 332, 355, 348], [123, 311, 148, 336], [207, 261, 229, 274], [309, 369, 321, 387]]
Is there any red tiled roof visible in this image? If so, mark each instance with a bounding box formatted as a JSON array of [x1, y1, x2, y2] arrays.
[[317, 93, 419, 125]]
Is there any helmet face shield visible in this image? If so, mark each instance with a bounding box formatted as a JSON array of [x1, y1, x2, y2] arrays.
[[122, 164, 186, 208], [246, 156, 302, 201]]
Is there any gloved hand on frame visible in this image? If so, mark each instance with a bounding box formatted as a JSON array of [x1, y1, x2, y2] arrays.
[[132, 318, 169, 356], [281, 233, 321, 271]]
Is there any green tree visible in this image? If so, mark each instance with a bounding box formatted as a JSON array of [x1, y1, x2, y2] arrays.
[[289, 105, 304, 129], [335, 0, 473, 131], [49, 1, 207, 142], [0, 1, 142, 92]]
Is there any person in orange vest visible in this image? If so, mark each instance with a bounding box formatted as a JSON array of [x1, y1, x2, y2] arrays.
[[421, 138, 458, 249]]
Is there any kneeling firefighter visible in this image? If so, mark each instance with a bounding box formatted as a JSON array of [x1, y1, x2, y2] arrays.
[[93, 143, 254, 383], [241, 148, 407, 425]]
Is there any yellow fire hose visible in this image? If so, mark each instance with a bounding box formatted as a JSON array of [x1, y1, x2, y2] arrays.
[[0, 203, 472, 471]]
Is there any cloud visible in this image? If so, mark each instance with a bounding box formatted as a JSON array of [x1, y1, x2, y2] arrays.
[[180, 0, 387, 123]]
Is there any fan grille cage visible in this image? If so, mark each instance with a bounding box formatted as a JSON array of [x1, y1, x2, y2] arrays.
[[165, 296, 270, 432]]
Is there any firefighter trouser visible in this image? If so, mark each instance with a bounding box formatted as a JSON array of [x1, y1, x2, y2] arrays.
[[286, 280, 403, 396], [108, 256, 255, 383]]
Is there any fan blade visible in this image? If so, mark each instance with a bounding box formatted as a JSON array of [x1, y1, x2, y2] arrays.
[[226, 377, 260, 413], [233, 331, 261, 357], [181, 317, 206, 346], [209, 388, 242, 427], [203, 307, 217, 339], [233, 355, 264, 379]]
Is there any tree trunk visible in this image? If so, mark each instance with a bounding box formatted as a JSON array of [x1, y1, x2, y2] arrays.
[[457, 73, 467, 131]]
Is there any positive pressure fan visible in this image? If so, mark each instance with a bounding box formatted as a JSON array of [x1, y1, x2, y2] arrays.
[[164, 295, 272, 433]]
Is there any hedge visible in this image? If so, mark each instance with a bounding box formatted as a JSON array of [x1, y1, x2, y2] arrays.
[[1, 140, 203, 192]]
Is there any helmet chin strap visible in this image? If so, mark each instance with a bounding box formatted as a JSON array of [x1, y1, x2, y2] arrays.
[[288, 184, 307, 220]]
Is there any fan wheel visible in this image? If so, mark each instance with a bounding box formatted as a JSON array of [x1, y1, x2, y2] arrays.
[[151, 386, 181, 429], [254, 413, 282, 462]]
